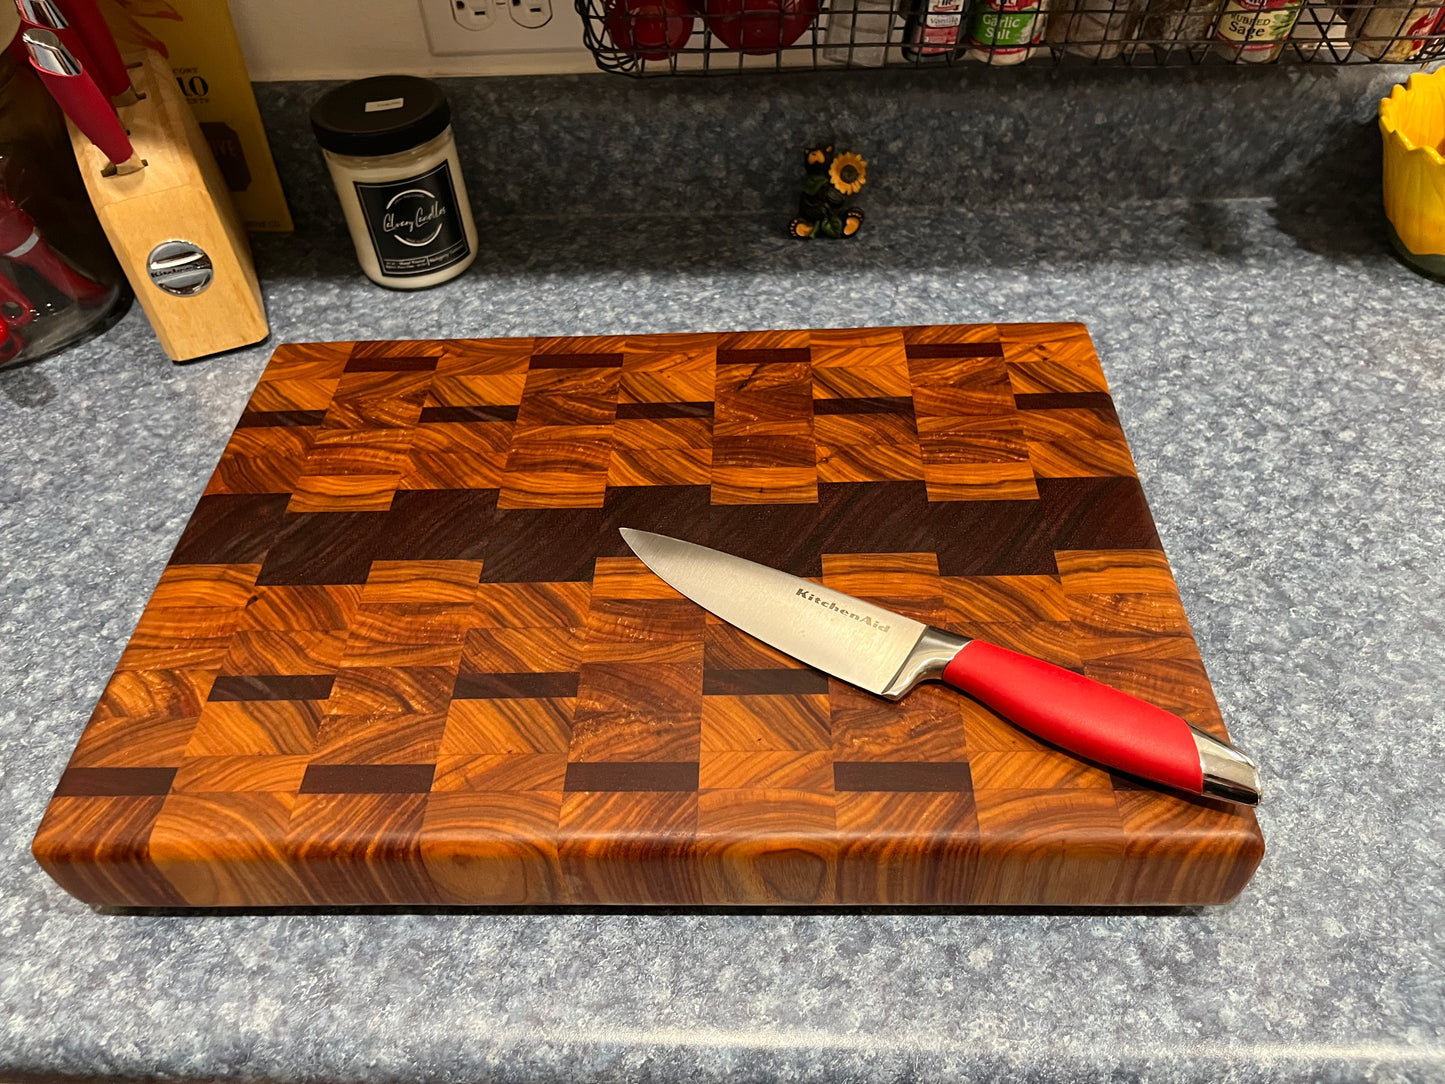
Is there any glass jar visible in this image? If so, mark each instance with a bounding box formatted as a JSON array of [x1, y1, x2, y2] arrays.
[[0, 17, 131, 367], [309, 75, 479, 290]]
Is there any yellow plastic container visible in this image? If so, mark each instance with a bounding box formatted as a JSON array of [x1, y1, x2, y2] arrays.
[[1380, 69, 1445, 278]]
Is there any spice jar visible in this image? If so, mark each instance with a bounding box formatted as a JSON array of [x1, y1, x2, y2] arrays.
[[310, 75, 478, 289], [1213, 0, 1305, 60]]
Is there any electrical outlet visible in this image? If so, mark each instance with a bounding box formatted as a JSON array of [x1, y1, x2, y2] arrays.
[[509, 0, 552, 29], [452, 0, 495, 30], [421, 0, 583, 54]]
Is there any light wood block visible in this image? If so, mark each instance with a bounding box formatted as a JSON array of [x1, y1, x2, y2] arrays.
[[67, 49, 266, 361]]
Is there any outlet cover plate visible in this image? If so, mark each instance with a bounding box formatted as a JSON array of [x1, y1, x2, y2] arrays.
[[420, 0, 587, 54]]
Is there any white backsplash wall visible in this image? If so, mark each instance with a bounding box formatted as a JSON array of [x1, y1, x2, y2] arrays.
[[229, 0, 595, 80]]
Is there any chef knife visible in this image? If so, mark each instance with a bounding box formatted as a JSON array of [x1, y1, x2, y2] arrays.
[[50, 0, 139, 105], [619, 528, 1261, 805], [21, 28, 143, 175]]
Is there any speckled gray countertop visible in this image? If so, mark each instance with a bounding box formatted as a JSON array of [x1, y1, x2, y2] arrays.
[[1, 64, 1442, 1083]]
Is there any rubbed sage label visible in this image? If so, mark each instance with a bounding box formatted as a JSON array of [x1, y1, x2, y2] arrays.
[[353, 161, 469, 278]]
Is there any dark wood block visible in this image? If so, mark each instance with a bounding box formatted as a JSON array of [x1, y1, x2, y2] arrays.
[[31, 325, 1265, 907]]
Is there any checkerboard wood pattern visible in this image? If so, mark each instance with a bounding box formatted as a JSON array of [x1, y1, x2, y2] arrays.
[[32, 325, 1265, 907]]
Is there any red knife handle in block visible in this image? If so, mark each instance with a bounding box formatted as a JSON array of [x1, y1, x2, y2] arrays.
[[53, 0, 134, 101], [31, 63, 134, 166], [943, 640, 1259, 803]]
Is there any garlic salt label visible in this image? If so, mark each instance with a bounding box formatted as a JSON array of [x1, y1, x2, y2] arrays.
[[353, 161, 470, 278]]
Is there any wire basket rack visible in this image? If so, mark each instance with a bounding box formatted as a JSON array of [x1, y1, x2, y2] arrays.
[[576, 0, 1445, 74]]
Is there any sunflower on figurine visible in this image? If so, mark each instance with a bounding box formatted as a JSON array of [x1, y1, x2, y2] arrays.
[[790, 146, 867, 240]]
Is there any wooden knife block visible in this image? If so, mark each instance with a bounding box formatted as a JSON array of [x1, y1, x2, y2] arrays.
[[65, 48, 267, 362]]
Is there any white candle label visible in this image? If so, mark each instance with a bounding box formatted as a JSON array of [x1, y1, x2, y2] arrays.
[[353, 162, 470, 278], [364, 98, 406, 112]]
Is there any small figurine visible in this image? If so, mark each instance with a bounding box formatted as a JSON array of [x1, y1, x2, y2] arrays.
[[789, 145, 867, 239]]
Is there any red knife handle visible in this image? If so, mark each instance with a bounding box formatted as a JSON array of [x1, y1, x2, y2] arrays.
[[943, 639, 1208, 795], [0, 193, 110, 307], [52, 0, 132, 100], [25, 51, 134, 165]]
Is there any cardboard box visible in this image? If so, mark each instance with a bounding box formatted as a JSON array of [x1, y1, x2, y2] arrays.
[[102, 0, 293, 232]]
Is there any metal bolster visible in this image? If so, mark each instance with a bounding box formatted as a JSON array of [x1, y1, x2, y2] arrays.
[[21, 29, 84, 77], [1190, 724, 1262, 806], [879, 626, 971, 701]]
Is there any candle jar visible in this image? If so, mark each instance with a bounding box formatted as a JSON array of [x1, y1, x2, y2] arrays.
[[310, 75, 478, 289]]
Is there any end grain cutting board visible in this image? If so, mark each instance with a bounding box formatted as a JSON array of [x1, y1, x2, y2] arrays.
[[32, 324, 1265, 907]]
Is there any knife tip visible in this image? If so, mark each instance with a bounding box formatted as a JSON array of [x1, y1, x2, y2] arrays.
[[619, 527, 671, 559]]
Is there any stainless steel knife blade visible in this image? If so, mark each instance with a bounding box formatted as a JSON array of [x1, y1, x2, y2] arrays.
[[619, 527, 945, 698]]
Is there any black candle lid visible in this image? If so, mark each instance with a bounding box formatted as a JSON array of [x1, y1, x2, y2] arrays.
[[310, 75, 451, 158]]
